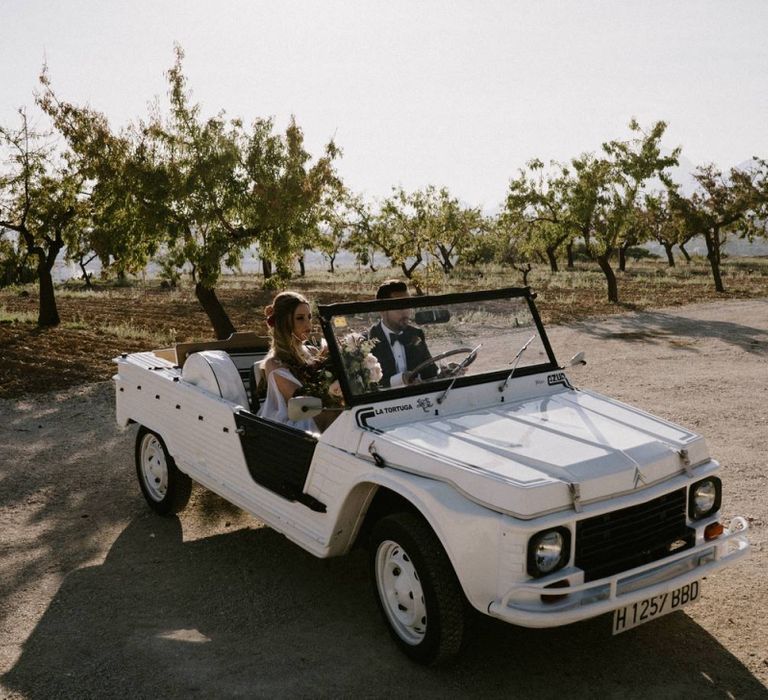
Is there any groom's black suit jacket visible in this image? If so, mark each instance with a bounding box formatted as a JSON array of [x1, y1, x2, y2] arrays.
[[368, 322, 438, 388]]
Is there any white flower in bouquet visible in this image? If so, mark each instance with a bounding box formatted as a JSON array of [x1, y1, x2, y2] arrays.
[[338, 332, 382, 391], [364, 353, 383, 383], [329, 379, 343, 398]]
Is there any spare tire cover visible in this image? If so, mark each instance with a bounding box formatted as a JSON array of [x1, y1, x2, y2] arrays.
[[182, 350, 249, 407]]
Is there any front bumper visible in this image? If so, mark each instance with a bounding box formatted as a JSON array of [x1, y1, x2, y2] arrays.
[[488, 517, 749, 628]]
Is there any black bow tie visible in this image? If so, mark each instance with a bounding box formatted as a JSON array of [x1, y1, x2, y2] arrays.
[[389, 332, 403, 345]]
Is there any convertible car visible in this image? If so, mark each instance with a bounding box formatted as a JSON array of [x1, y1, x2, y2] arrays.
[[114, 287, 749, 664]]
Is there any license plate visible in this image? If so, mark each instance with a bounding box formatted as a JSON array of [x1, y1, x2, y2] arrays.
[[612, 580, 700, 635]]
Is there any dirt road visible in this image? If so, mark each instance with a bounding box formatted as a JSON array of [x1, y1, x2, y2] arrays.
[[1, 299, 767, 698]]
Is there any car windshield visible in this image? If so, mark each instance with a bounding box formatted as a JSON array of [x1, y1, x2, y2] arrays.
[[320, 289, 555, 403]]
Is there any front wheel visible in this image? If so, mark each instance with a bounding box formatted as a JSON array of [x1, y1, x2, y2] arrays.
[[370, 513, 467, 665], [135, 427, 192, 515]]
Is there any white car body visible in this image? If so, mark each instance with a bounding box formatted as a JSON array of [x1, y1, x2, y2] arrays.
[[115, 288, 749, 661]]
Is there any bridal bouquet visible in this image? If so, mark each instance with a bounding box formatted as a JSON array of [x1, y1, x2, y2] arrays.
[[295, 333, 382, 405], [338, 332, 383, 394], [293, 354, 345, 408]]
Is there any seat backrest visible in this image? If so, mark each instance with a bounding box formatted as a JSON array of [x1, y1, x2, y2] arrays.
[[248, 359, 267, 413], [182, 350, 250, 407]]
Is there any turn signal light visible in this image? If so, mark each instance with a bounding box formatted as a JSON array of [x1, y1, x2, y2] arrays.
[[704, 522, 724, 541]]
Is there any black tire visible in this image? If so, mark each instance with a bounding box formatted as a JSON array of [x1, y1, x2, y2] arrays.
[[370, 512, 467, 665], [135, 426, 192, 515]]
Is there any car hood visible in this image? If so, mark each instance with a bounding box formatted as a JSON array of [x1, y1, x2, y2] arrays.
[[365, 388, 707, 519]]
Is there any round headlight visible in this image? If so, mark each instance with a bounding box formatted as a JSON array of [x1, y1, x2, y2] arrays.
[[689, 477, 721, 519], [527, 528, 570, 577]]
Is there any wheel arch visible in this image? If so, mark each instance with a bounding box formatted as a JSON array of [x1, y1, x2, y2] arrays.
[[328, 473, 502, 612]]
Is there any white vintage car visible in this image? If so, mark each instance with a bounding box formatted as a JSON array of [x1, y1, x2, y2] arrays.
[[114, 287, 749, 664]]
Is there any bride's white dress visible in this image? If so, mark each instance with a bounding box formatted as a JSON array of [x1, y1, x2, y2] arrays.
[[257, 366, 317, 433]]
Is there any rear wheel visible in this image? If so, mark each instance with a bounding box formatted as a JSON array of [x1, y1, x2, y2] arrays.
[[135, 427, 192, 515], [370, 513, 467, 665]]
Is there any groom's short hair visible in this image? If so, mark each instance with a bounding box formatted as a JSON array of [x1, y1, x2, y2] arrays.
[[376, 279, 409, 300]]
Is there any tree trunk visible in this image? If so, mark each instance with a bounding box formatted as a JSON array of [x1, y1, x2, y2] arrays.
[[704, 229, 725, 293], [297, 256, 306, 277], [515, 263, 532, 286], [79, 254, 95, 290], [545, 247, 559, 273], [437, 244, 454, 273], [662, 242, 675, 267], [566, 241, 574, 270], [400, 253, 423, 279], [596, 253, 619, 303], [618, 243, 629, 273], [261, 258, 273, 279], [328, 255, 336, 274], [37, 259, 60, 327], [679, 242, 691, 263], [195, 282, 236, 339]]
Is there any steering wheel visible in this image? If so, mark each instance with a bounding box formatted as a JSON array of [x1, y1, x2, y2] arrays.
[[408, 346, 480, 380]]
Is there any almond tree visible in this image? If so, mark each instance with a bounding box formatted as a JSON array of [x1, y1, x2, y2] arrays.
[[669, 162, 768, 292], [342, 194, 380, 271], [589, 120, 679, 302], [375, 187, 428, 278], [423, 187, 483, 273], [504, 159, 576, 272], [147, 47, 340, 336], [38, 70, 167, 286], [0, 109, 82, 326], [639, 193, 684, 267]]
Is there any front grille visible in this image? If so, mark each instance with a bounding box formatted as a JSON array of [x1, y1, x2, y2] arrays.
[[575, 488, 693, 582]]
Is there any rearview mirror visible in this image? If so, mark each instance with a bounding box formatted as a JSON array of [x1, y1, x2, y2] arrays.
[[414, 308, 451, 325], [288, 396, 324, 422]]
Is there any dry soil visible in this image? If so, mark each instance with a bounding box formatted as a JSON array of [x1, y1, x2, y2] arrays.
[[1, 298, 767, 699]]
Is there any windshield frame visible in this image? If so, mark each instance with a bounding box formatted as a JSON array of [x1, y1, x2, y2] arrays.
[[317, 286, 559, 408]]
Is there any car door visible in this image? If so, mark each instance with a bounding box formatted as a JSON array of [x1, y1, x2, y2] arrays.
[[233, 411, 326, 512]]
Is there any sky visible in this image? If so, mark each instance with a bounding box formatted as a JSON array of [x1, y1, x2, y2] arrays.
[[2, 0, 767, 210]]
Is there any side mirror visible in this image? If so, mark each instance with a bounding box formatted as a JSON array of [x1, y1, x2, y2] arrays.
[[568, 351, 587, 367], [288, 396, 323, 422]]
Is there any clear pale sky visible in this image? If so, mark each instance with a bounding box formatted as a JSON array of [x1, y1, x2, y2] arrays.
[[2, 0, 767, 208]]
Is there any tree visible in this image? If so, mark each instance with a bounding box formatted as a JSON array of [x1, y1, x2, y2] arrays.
[[374, 187, 428, 278], [146, 46, 340, 337], [343, 194, 380, 272], [638, 193, 683, 267], [0, 227, 36, 287], [588, 120, 679, 303], [0, 109, 82, 326], [669, 162, 768, 292], [313, 188, 355, 274], [38, 69, 167, 285], [422, 187, 483, 273], [504, 159, 576, 272]]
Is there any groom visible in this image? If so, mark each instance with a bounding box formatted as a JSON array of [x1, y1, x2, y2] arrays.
[[368, 280, 438, 388]]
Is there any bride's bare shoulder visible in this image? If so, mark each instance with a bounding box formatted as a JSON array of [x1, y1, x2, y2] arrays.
[[263, 356, 282, 375]]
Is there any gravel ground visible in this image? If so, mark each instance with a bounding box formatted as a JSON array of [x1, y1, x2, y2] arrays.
[[1, 298, 766, 699]]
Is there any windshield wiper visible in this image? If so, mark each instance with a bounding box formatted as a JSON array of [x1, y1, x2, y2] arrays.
[[436, 343, 482, 405], [498, 334, 537, 393]]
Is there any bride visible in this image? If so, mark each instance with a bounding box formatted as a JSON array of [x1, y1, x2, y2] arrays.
[[258, 291, 326, 433]]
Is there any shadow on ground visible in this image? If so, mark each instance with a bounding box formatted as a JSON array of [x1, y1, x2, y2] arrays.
[[0, 383, 135, 629], [4, 514, 766, 699], [569, 305, 768, 355]]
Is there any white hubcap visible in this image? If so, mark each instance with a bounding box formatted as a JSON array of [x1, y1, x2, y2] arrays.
[[140, 434, 168, 502], [375, 540, 427, 645]]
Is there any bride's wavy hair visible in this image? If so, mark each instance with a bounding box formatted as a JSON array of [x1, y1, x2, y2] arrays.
[[264, 291, 313, 368]]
